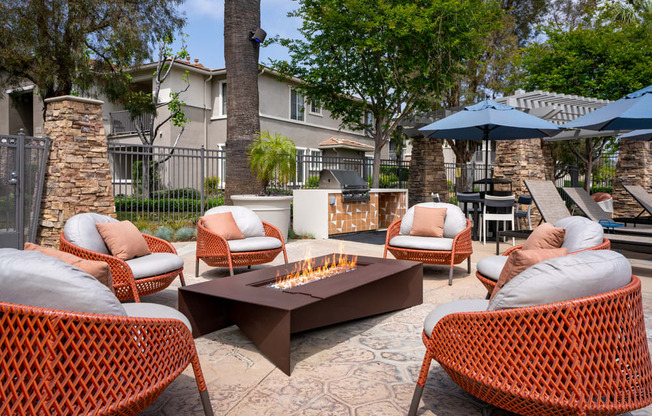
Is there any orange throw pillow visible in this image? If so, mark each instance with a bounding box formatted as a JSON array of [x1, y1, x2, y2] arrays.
[[410, 207, 447, 238], [521, 223, 565, 250], [24, 242, 114, 292], [490, 247, 568, 300], [95, 221, 151, 261], [201, 212, 245, 240]]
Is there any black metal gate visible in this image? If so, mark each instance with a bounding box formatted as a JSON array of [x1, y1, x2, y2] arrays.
[[0, 130, 50, 249]]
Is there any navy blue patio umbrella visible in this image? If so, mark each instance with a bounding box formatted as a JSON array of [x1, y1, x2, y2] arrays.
[[563, 85, 652, 131], [617, 129, 652, 141], [418, 100, 561, 181]]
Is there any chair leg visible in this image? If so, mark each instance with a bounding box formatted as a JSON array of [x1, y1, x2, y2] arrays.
[[200, 390, 214, 416], [408, 385, 425, 416], [448, 267, 453, 286], [409, 349, 435, 416], [195, 259, 200, 277], [178, 271, 186, 287], [467, 256, 471, 274], [229, 267, 234, 276]]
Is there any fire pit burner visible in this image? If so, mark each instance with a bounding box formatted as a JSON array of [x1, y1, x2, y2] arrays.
[[270, 253, 358, 290], [178, 254, 422, 375]]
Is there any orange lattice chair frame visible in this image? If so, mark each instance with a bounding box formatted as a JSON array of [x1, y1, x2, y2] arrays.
[[409, 251, 652, 416], [476, 216, 612, 294], [59, 213, 185, 302], [383, 203, 473, 286], [196, 206, 288, 276], [0, 248, 213, 416]]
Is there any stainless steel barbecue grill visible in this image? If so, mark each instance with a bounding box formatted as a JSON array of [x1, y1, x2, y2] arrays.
[[319, 169, 370, 202]]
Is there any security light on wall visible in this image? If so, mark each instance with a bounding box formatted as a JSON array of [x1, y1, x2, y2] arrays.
[[249, 28, 267, 43]]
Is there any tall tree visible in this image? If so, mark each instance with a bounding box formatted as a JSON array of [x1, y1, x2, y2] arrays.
[[224, 0, 264, 202], [271, 0, 499, 188], [515, 12, 652, 190], [0, 0, 184, 103]]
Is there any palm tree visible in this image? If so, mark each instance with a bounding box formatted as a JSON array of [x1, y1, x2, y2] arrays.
[[248, 131, 297, 191], [224, 0, 264, 202]]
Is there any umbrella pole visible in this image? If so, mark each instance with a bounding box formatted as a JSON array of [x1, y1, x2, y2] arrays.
[[484, 130, 489, 183]]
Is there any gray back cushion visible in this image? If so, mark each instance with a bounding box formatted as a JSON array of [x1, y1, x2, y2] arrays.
[[64, 213, 118, 254], [554, 216, 604, 253], [400, 202, 467, 238], [488, 250, 631, 311], [0, 249, 126, 316], [204, 205, 265, 238]]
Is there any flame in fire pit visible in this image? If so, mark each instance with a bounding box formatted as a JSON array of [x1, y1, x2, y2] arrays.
[[271, 253, 358, 290]]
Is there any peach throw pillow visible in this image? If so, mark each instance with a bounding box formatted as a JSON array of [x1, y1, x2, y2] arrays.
[[410, 207, 447, 238], [521, 223, 566, 250], [24, 242, 114, 292], [490, 247, 568, 300], [95, 221, 151, 261], [201, 212, 245, 240]]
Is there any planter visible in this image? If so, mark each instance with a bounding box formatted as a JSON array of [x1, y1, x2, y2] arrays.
[[231, 195, 293, 242]]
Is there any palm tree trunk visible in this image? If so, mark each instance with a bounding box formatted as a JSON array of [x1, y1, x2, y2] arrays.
[[224, 0, 264, 203]]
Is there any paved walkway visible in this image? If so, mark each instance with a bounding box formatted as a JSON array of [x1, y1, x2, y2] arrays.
[[139, 238, 652, 416]]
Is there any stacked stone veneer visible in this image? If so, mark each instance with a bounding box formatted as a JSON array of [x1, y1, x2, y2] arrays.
[[37, 96, 115, 247], [493, 138, 549, 227], [613, 139, 652, 218], [408, 137, 448, 207]]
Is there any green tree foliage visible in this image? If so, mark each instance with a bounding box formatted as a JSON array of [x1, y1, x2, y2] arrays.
[[248, 131, 297, 191], [515, 8, 652, 190], [0, 0, 184, 102], [270, 0, 499, 188]]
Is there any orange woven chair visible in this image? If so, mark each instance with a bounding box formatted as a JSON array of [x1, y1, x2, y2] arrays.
[[476, 237, 611, 293], [409, 252, 652, 416], [196, 206, 288, 276], [60, 231, 185, 302], [384, 209, 473, 286]]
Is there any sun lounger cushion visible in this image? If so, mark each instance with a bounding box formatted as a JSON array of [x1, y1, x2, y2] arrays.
[[488, 250, 631, 311], [125, 253, 184, 279], [424, 299, 490, 336], [476, 256, 508, 281], [389, 236, 454, 251], [205, 206, 265, 238], [400, 203, 466, 238], [122, 303, 192, 331], [63, 213, 118, 254], [0, 249, 126, 316], [554, 216, 604, 253], [227, 236, 283, 252]]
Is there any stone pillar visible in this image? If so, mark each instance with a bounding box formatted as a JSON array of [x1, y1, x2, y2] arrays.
[[613, 139, 651, 218], [407, 137, 448, 207], [493, 138, 547, 227], [37, 96, 115, 247]]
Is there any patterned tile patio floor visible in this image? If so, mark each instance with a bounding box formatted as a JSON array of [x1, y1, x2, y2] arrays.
[[138, 238, 652, 416]]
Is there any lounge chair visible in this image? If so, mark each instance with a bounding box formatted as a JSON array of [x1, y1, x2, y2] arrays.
[[384, 203, 472, 286], [562, 187, 652, 236], [0, 249, 213, 416], [409, 250, 652, 416], [624, 184, 652, 222], [523, 180, 571, 224]]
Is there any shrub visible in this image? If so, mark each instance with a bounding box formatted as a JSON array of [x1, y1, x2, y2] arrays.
[[204, 176, 221, 195], [132, 160, 160, 197], [154, 226, 173, 241], [114, 196, 223, 212], [140, 228, 153, 235], [174, 227, 196, 241], [151, 188, 201, 199], [306, 175, 319, 188]]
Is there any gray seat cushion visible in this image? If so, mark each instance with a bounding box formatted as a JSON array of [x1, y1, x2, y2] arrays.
[[125, 253, 184, 279], [204, 206, 265, 238], [64, 213, 118, 254], [0, 249, 126, 316], [122, 303, 192, 331], [389, 235, 454, 251], [400, 203, 467, 238], [554, 216, 604, 253], [424, 299, 490, 336], [476, 255, 509, 281], [488, 250, 631, 311], [227, 236, 283, 252]]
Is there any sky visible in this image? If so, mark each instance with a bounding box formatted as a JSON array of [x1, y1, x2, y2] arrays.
[[172, 0, 302, 70]]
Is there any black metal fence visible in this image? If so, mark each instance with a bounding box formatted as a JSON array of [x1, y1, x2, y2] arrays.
[[108, 111, 153, 136]]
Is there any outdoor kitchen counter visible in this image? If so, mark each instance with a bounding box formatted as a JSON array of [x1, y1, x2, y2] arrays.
[[293, 189, 408, 239]]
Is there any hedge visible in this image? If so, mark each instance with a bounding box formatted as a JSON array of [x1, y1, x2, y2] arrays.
[[115, 196, 223, 212]]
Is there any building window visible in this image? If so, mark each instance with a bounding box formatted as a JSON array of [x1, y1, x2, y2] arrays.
[[309, 99, 322, 115], [220, 82, 227, 116], [290, 88, 305, 121], [296, 148, 306, 183]]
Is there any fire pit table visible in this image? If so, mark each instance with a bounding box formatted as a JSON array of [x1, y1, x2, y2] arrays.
[[178, 254, 423, 375]]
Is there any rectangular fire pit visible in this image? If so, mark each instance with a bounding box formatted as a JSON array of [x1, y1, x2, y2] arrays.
[[178, 254, 423, 375]]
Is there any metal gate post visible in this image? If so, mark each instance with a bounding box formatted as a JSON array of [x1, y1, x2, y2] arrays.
[[16, 129, 25, 249]]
